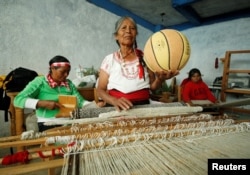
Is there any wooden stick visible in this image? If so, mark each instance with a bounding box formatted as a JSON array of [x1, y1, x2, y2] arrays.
[[204, 98, 250, 109]]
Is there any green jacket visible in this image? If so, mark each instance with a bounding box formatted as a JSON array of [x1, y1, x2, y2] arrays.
[[14, 76, 86, 118]]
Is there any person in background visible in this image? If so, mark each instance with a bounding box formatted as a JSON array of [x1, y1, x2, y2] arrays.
[[14, 55, 91, 132], [182, 68, 219, 105], [97, 16, 178, 111]]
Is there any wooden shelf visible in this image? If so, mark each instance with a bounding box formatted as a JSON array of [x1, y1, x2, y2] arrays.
[[220, 50, 250, 114], [224, 88, 250, 94], [227, 70, 250, 74], [224, 50, 250, 54]]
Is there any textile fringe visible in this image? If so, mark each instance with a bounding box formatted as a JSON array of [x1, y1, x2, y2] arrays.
[[44, 106, 203, 126], [50, 119, 249, 151], [23, 113, 216, 141]]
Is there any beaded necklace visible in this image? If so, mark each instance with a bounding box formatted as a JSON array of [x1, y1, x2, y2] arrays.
[[120, 49, 135, 68], [119, 48, 145, 80]]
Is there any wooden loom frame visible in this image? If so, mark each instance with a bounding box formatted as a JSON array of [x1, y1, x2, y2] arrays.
[[0, 111, 249, 175]]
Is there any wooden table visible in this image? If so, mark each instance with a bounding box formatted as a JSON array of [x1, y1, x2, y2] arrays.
[[77, 87, 95, 101]]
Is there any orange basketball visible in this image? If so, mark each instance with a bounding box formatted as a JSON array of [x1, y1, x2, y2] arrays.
[[143, 29, 191, 72]]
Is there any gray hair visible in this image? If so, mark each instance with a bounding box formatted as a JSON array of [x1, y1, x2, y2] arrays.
[[113, 16, 138, 36], [113, 16, 138, 47]]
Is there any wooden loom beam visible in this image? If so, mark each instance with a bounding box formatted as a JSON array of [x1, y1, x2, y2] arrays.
[[0, 159, 64, 175]]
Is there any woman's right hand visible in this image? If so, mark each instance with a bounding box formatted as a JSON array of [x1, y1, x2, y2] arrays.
[[111, 97, 133, 111], [37, 100, 64, 110]]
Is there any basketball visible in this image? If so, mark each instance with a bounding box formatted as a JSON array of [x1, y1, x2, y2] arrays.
[[143, 29, 191, 72]]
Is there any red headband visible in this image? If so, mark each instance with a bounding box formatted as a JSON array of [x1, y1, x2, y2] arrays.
[[51, 62, 71, 67]]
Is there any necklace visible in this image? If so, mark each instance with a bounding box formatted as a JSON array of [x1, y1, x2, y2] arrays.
[[119, 49, 140, 79], [121, 49, 134, 59], [120, 49, 135, 68], [118, 49, 145, 80]]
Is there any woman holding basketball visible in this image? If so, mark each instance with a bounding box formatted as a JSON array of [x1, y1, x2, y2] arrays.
[[97, 16, 178, 111]]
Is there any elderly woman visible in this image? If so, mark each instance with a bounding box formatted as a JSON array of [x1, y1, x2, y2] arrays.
[[97, 16, 178, 111], [14, 55, 90, 132]]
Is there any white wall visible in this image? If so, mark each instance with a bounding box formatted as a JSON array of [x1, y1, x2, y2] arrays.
[[0, 0, 152, 78], [178, 18, 250, 85], [1, 0, 250, 121], [1, 0, 249, 85]]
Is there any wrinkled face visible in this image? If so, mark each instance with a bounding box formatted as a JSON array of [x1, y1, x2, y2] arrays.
[[115, 19, 137, 47], [51, 66, 70, 83], [191, 73, 201, 83]]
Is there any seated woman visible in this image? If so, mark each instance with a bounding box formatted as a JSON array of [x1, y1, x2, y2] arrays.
[[14, 55, 91, 132], [182, 68, 219, 106]]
